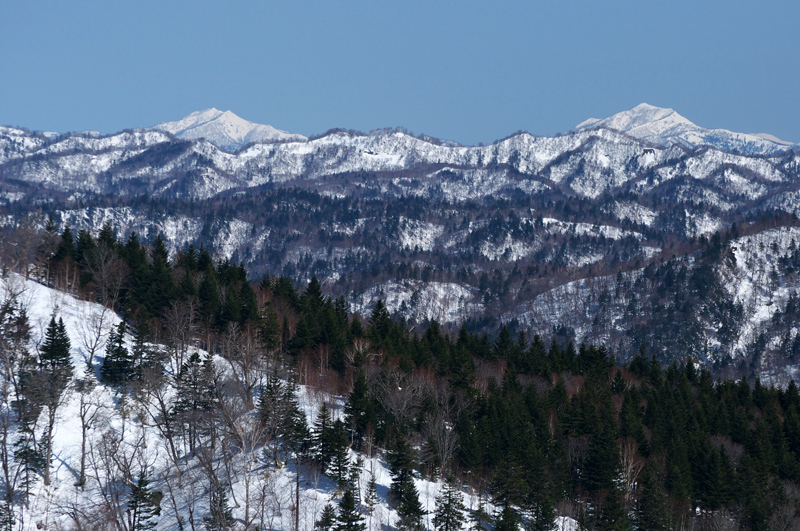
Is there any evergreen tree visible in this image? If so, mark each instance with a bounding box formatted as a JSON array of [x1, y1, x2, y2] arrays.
[[313, 403, 335, 469], [388, 438, 424, 531], [470, 492, 491, 531], [494, 507, 520, 531], [336, 489, 366, 531], [433, 478, 466, 531], [39, 316, 74, 485], [317, 503, 337, 531], [100, 321, 131, 386], [204, 483, 234, 531], [128, 472, 162, 531], [634, 467, 668, 531], [328, 419, 351, 488], [595, 487, 629, 531], [364, 473, 379, 516]]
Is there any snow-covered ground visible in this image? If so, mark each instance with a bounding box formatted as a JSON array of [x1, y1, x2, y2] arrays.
[[1, 274, 577, 530]]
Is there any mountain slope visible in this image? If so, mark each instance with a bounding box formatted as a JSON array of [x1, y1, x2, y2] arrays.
[[154, 108, 307, 151], [576, 103, 797, 155]]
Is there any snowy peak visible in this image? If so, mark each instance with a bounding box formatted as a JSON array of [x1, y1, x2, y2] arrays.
[[576, 103, 693, 134], [576, 103, 796, 155], [154, 108, 307, 151]]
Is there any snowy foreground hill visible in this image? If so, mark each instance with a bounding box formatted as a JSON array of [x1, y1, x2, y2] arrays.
[[0, 274, 576, 531]]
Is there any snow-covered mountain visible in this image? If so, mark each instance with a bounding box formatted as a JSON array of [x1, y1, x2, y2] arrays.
[[576, 103, 797, 155], [154, 108, 307, 151]]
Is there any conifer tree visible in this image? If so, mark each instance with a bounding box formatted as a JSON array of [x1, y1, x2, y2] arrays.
[[336, 489, 366, 531], [313, 403, 335, 469], [388, 437, 424, 531], [39, 316, 73, 485], [204, 483, 234, 531], [101, 321, 130, 386], [317, 503, 337, 531], [364, 473, 379, 516], [433, 478, 466, 531], [634, 466, 668, 531], [128, 471, 161, 531], [494, 506, 520, 531], [328, 419, 351, 488], [469, 492, 491, 531]]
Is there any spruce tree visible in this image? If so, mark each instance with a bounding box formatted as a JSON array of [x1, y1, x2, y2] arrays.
[[433, 478, 466, 531], [336, 489, 366, 531], [328, 419, 351, 488], [204, 483, 234, 531], [364, 473, 379, 516], [128, 472, 161, 531], [317, 503, 337, 531], [39, 316, 73, 485], [388, 438, 424, 531], [634, 467, 668, 531], [100, 321, 131, 386]]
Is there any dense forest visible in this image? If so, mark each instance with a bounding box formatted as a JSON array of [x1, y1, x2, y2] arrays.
[[1, 222, 800, 530]]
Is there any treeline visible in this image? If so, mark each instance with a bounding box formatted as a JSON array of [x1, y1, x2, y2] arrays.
[[3, 224, 800, 530]]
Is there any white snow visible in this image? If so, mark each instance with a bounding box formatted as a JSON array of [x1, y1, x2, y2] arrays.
[[154, 108, 307, 151], [576, 103, 797, 155]]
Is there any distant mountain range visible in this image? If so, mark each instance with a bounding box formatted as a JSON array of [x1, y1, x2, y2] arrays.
[[3, 104, 800, 380], [575, 103, 796, 155]]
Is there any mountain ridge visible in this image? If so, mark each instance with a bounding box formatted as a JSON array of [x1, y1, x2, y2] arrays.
[[576, 102, 797, 155], [153, 107, 307, 151]]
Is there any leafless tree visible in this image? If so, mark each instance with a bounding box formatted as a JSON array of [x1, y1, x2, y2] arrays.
[[618, 438, 644, 509], [373, 367, 422, 430], [163, 298, 198, 377], [219, 321, 267, 409], [86, 242, 126, 310]]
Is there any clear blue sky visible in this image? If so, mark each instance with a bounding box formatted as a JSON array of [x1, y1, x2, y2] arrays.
[[1, 1, 797, 145]]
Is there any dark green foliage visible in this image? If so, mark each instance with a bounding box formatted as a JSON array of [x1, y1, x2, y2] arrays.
[[389, 437, 425, 531], [433, 478, 466, 531], [344, 370, 376, 449], [316, 503, 337, 531], [203, 483, 234, 531], [39, 316, 73, 390], [335, 489, 365, 531], [100, 321, 130, 385], [634, 466, 669, 531], [128, 472, 161, 531]]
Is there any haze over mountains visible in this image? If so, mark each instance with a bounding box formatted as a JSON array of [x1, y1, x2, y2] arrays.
[[2, 104, 800, 381]]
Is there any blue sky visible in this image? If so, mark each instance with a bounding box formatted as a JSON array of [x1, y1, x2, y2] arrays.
[[1, 1, 797, 145]]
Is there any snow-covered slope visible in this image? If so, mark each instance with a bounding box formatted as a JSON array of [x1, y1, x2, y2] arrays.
[[576, 103, 797, 155], [154, 108, 307, 151], [2, 275, 583, 531]]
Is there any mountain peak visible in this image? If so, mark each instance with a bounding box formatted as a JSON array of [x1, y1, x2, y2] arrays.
[[576, 103, 794, 155], [154, 108, 306, 151]]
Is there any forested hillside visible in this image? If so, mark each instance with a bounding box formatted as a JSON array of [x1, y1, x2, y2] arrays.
[[1, 225, 799, 530]]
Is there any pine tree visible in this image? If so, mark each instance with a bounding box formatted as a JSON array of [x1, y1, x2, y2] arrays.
[[433, 478, 466, 531], [336, 489, 366, 531], [470, 491, 491, 531], [313, 403, 335, 469], [596, 487, 629, 531]]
